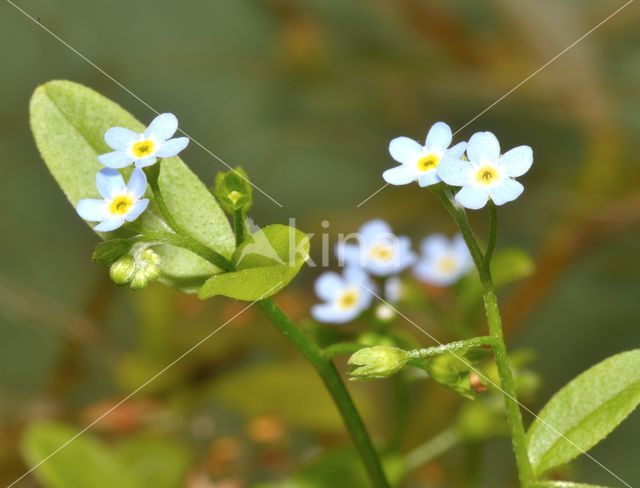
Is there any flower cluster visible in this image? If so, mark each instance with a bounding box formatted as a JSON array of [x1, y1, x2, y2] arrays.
[[75, 113, 189, 232], [311, 219, 473, 324], [384, 122, 533, 209]]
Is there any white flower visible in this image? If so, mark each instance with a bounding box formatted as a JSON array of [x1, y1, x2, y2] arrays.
[[384, 276, 403, 304], [76, 168, 149, 232], [336, 220, 416, 277], [383, 122, 467, 188], [413, 234, 473, 286], [98, 113, 189, 169], [311, 267, 376, 324], [438, 131, 533, 210]]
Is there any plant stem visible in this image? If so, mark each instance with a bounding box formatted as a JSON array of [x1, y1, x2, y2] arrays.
[[258, 298, 390, 488], [405, 427, 460, 471], [324, 342, 365, 358], [233, 208, 246, 247], [431, 186, 534, 485], [408, 336, 495, 360]]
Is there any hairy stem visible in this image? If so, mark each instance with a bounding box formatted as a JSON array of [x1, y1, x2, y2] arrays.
[[258, 298, 390, 488], [431, 186, 534, 485], [233, 208, 246, 247], [408, 336, 495, 359]]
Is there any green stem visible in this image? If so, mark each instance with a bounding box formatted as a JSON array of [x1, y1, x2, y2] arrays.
[[405, 427, 460, 472], [145, 164, 233, 271], [233, 208, 246, 247], [408, 336, 495, 360], [258, 299, 390, 488], [324, 342, 365, 358], [484, 202, 497, 270], [431, 186, 534, 486]]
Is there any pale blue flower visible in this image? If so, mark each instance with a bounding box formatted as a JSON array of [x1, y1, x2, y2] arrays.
[[383, 122, 467, 188], [384, 276, 403, 304], [76, 168, 149, 232], [438, 131, 533, 210], [98, 113, 189, 169], [311, 267, 376, 324], [413, 233, 473, 286], [336, 220, 416, 277]]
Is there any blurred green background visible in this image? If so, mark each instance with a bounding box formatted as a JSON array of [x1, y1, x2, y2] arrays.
[[1, 0, 639, 486]]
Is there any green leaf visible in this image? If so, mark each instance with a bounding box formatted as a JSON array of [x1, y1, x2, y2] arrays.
[[93, 238, 137, 266], [529, 482, 610, 488], [199, 224, 310, 301], [20, 421, 139, 488], [30, 80, 234, 291], [114, 437, 192, 488], [526, 349, 640, 476]]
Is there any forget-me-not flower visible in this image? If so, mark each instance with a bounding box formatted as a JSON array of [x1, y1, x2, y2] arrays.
[[76, 168, 149, 232], [413, 233, 473, 286], [98, 113, 189, 169], [383, 122, 467, 188], [311, 267, 376, 324], [438, 131, 533, 210], [336, 219, 416, 277]]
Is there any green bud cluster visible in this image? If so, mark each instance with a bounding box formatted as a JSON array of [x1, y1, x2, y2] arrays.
[[110, 246, 161, 290], [348, 346, 410, 380], [213, 166, 253, 214]]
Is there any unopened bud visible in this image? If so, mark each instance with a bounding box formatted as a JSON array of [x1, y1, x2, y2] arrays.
[[109, 255, 136, 285], [348, 346, 409, 380], [129, 248, 161, 290]]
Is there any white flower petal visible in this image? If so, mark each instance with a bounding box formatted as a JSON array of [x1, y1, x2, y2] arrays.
[[104, 127, 138, 150], [145, 113, 178, 140], [98, 150, 135, 169], [335, 243, 362, 267], [127, 168, 147, 199], [344, 267, 371, 287], [425, 122, 452, 152], [135, 156, 158, 168], [93, 216, 126, 232], [455, 185, 490, 210], [385, 277, 403, 303], [498, 146, 533, 177], [445, 141, 467, 159], [76, 199, 108, 222], [389, 137, 422, 164], [413, 261, 458, 286], [125, 199, 149, 222], [438, 157, 473, 186], [420, 234, 449, 257], [489, 178, 524, 205], [314, 272, 343, 301], [383, 165, 416, 185], [360, 219, 392, 242], [311, 304, 356, 324], [467, 131, 500, 163], [96, 168, 126, 199], [155, 137, 189, 158], [417, 170, 441, 187]]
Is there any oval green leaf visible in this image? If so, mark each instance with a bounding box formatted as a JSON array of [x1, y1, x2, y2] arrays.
[[21, 421, 139, 488], [30, 80, 234, 290], [526, 349, 640, 476], [199, 224, 310, 301]]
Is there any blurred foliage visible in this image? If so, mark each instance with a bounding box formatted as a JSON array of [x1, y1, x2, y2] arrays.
[[1, 0, 640, 486]]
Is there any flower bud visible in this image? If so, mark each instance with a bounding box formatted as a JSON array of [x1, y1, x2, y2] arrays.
[[109, 255, 136, 285], [129, 248, 161, 290], [348, 346, 409, 380], [213, 167, 253, 214]]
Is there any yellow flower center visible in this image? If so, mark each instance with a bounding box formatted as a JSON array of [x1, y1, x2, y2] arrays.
[[109, 195, 134, 215], [417, 154, 440, 172], [437, 256, 457, 273], [131, 139, 155, 158], [475, 166, 499, 185], [369, 244, 394, 262], [338, 289, 359, 310]]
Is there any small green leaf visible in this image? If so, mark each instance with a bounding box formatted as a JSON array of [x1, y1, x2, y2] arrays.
[[199, 224, 310, 301], [93, 238, 137, 266], [30, 80, 234, 291], [21, 422, 139, 488], [526, 350, 640, 476], [528, 482, 610, 488]]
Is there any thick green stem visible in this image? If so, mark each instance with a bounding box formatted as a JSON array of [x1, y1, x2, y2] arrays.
[[408, 336, 495, 360], [258, 298, 390, 488], [431, 186, 534, 485], [233, 208, 246, 247]]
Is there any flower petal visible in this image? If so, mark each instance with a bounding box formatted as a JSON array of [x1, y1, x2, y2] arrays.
[[413, 260, 458, 286], [104, 127, 138, 150], [314, 272, 344, 301], [93, 216, 126, 232], [420, 234, 449, 257], [98, 150, 135, 169], [425, 122, 452, 152], [498, 145, 533, 177], [438, 157, 473, 186], [311, 304, 355, 324], [467, 131, 500, 164], [489, 178, 524, 205], [127, 168, 147, 199], [135, 156, 158, 168], [388, 137, 422, 164], [383, 165, 416, 185], [360, 219, 392, 242], [344, 267, 373, 288], [96, 168, 126, 199], [455, 185, 489, 210], [417, 170, 441, 187], [155, 137, 189, 158], [125, 199, 149, 222], [445, 141, 467, 159], [145, 113, 178, 140], [76, 199, 108, 222], [335, 242, 362, 267]]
